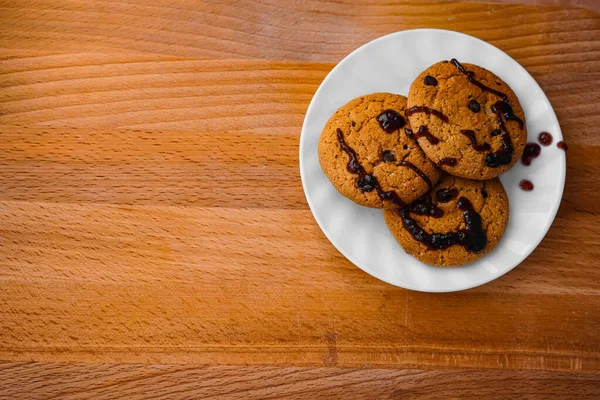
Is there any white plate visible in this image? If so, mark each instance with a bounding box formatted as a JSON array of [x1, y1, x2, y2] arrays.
[[299, 29, 565, 292]]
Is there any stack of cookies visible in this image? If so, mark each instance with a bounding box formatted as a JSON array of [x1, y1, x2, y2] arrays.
[[318, 59, 526, 267]]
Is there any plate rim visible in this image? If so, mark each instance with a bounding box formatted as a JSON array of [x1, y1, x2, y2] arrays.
[[299, 28, 565, 292]]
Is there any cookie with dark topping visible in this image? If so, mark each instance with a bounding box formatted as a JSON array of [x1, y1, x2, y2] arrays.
[[384, 174, 509, 267], [407, 60, 527, 180], [318, 93, 440, 208]]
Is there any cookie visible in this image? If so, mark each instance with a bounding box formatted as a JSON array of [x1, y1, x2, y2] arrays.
[[318, 93, 440, 208], [384, 174, 509, 267], [407, 59, 527, 180]]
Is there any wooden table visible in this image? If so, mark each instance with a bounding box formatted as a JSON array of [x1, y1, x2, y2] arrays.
[[1, 0, 599, 398]]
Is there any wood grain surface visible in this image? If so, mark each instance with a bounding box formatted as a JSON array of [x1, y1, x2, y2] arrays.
[[1, 0, 600, 397], [1, 362, 599, 400]]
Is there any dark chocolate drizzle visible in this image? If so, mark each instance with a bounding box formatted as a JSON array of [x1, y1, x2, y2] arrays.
[[377, 109, 405, 133], [406, 106, 449, 123], [416, 125, 440, 145], [460, 130, 491, 152], [335, 128, 432, 206], [398, 196, 487, 253]]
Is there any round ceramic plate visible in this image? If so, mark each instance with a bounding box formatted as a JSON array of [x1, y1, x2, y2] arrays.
[[299, 29, 565, 292]]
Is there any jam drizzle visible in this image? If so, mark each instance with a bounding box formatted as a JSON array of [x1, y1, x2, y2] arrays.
[[486, 101, 516, 167], [521, 143, 541, 166], [519, 180, 534, 191], [460, 130, 491, 152], [401, 160, 433, 191], [398, 196, 487, 253], [336, 128, 432, 206], [406, 106, 449, 123], [450, 58, 509, 101], [557, 141, 568, 151], [538, 132, 553, 146], [493, 99, 524, 130], [409, 193, 443, 218], [416, 126, 440, 145], [436, 188, 459, 203], [336, 128, 363, 175]]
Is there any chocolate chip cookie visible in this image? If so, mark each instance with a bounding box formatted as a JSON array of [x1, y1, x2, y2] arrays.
[[318, 93, 440, 208], [384, 174, 509, 267], [407, 59, 527, 180]]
